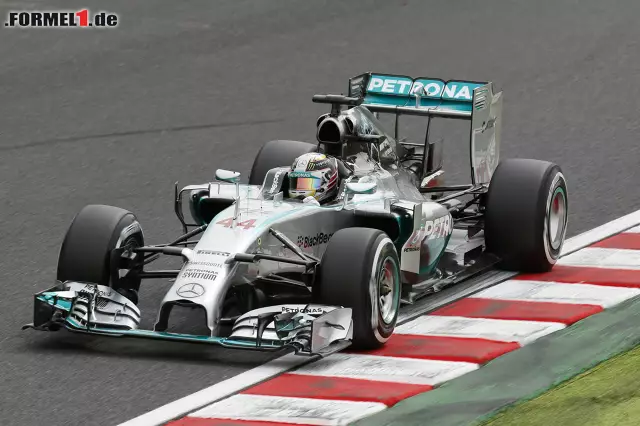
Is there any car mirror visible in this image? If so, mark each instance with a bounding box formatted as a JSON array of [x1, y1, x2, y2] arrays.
[[215, 169, 241, 183], [345, 182, 377, 195]]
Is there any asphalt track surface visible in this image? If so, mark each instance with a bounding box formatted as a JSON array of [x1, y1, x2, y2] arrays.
[[1, 1, 640, 425]]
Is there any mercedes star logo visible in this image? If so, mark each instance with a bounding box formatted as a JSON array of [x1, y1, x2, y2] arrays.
[[176, 283, 205, 298]]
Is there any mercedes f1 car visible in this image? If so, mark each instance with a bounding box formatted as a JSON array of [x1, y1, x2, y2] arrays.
[[24, 72, 569, 356]]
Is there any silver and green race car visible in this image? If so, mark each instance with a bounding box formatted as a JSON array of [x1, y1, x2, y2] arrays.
[[24, 72, 569, 356]]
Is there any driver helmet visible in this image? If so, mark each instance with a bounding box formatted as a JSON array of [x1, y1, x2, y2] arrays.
[[288, 153, 339, 203]]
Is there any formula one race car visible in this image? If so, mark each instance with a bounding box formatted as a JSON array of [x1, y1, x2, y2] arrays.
[[24, 72, 569, 356]]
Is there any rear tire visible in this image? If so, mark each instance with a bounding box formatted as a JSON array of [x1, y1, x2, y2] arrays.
[[313, 228, 401, 350], [57, 204, 145, 303], [248, 140, 317, 185], [485, 159, 568, 272]]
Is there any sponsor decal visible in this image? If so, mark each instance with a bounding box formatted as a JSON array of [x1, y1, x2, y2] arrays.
[[406, 227, 425, 246], [403, 214, 453, 252], [176, 283, 205, 298], [197, 250, 230, 256], [289, 171, 314, 178], [366, 75, 482, 101], [295, 156, 310, 170], [189, 261, 223, 268], [367, 76, 415, 95], [180, 268, 218, 281], [79, 283, 112, 297], [296, 153, 325, 170], [281, 306, 325, 314], [403, 228, 425, 252], [297, 232, 333, 249], [424, 214, 453, 240], [269, 170, 284, 194], [306, 158, 330, 171]]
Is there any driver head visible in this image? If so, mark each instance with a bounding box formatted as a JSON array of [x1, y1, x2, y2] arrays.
[[288, 153, 339, 204]]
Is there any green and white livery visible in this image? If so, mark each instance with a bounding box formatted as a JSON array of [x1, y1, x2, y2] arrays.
[[24, 72, 568, 356]]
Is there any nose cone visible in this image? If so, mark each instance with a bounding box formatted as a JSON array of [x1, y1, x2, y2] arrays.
[[155, 250, 232, 336], [154, 198, 300, 336]]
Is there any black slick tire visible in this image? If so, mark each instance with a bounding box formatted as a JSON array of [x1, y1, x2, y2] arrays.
[[485, 159, 569, 272], [313, 228, 401, 350], [57, 204, 145, 303]]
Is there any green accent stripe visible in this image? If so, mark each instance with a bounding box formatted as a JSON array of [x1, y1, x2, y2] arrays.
[[64, 317, 282, 348], [38, 294, 72, 311]]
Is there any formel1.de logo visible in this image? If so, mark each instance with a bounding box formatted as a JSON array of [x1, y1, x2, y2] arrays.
[[4, 9, 119, 28]]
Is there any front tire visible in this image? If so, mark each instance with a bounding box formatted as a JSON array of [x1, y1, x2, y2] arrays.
[[313, 228, 401, 350], [485, 159, 569, 272], [57, 204, 145, 303]]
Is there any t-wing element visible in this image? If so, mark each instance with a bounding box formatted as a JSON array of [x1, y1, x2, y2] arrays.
[[346, 182, 377, 194], [215, 169, 241, 183]]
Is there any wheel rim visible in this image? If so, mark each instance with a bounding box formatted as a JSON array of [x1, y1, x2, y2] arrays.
[[120, 235, 142, 259], [117, 235, 143, 278], [548, 187, 567, 250], [378, 255, 399, 324]]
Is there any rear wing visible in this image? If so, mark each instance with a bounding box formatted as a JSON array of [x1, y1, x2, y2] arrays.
[[349, 73, 491, 118], [348, 73, 503, 184]]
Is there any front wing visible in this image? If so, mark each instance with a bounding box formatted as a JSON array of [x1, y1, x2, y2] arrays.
[[23, 281, 353, 357]]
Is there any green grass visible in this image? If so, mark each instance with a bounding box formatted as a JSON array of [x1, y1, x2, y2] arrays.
[[480, 344, 640, 426]]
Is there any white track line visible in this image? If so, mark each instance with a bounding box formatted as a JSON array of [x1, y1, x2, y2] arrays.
[[560, 210, 640, 255], [116, 208, 640, 426], [117, 352, 310, 426], [558, 247, 640, 270], [189, 394, 387, 426], [288, 352, 478, 386], [473, 280, 640, 308], [395, 315, 565, 345]]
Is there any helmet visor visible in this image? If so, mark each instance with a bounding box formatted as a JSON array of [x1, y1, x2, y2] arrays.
[[290, 176, 322, 191]]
